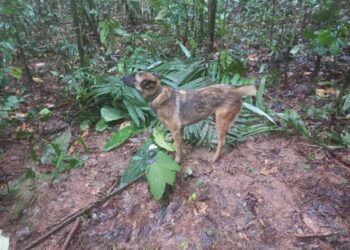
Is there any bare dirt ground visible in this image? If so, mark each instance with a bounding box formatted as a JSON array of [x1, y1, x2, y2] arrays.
[[1, 130, 350, 249]]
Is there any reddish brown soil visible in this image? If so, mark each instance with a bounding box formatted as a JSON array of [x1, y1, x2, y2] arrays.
[[1, 131, 349, 250]]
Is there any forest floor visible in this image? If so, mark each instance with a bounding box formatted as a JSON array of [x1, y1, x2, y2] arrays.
[[1, 57, 350, 250]]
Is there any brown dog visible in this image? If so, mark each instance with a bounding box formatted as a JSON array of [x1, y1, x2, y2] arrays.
[[122, 72, 257, 163]]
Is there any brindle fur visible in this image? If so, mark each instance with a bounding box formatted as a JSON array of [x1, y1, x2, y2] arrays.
[[122, 72, 257, 163]]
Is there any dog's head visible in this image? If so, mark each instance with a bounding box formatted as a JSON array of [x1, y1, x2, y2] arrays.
[[122, 72, 162, 101]]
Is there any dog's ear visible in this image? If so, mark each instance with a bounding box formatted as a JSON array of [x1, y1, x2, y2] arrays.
[[141, 79, 157, 90], [152, 72, 163, 79]]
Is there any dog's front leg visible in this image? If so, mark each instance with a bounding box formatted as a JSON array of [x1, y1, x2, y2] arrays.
[[169, 128, 183, 163]]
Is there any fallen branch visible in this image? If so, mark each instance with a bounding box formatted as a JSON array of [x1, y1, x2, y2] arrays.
[[23, 175, 144, 250], [295, 232, 338, 239], [61, 217, 81, 250]]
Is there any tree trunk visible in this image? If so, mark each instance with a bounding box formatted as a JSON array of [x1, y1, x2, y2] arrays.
[[269, 0, 276, 43], [197, 0, 204, 47], [70, 0, 86, 67], [11, 17, 33, 89], [222, 0, 229, 32], [122, 0, 136, 26], [183, 3, 189, 45], [207, 0, 217, 53], [82, 5, 100, 45], [313, 55, 322, 76]]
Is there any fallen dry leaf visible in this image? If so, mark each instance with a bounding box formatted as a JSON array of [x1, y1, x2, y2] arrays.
[[303, 216, 319, 233], [34, 62, 45, 69], [197, 202, 208, 214], [120, 120, 132, 129], [247, 53, 259, 62], [14, 112, 27, 118], [32, 77, 44, 84], [315, 87, 340, 97], [260, 166, 278, 176]]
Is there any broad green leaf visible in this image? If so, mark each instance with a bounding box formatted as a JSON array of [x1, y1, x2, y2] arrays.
[[0, 170, 36, 220], [290, 45, 300, 55], [243, 102, 276, 125], [95, 119, 108, 132], [39, 108, 52, 119], [329, 40, 340, 55], [119, 139, 154, 188], [146, 163, 167, 200], [341, 132, 350, 147], [316, 30, 335, 46], [114, 28, 130, 37], [154, 151, 180, 172], [153, 127, 176, 152], [219, 51, 246, 76], [303, 30, 316, 40], [50, 71, 59, 76], [99, 19, 110, 45], [342, 94, 350, 113], [196, 123, 209, 146], [9, 66, 22, 80], [58, 156, 82, 172], [4, 95, 19, 110], [231, 73, 240, 85], [146, 151, 180, 200], [177, 41, 191, 58], [100, 106, 126, 122], [123, 100, 141, 127], [41, 129, 72, 164], [104, 124, 142, 151]]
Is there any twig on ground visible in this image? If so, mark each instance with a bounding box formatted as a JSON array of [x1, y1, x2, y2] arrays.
[[297, 142, 321, 148], [295, 232, 337, 239], [61, 217, 81, 250], [327, 150, 350, 167], [23, 175, 144, 250]]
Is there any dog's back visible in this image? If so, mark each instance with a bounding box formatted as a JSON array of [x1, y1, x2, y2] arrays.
[[178, 85, 256, 126]]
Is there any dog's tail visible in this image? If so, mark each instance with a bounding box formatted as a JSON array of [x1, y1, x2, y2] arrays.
[[234, 85, 257, 97]]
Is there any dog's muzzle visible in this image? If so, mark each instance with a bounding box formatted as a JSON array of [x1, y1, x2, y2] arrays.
[[121, 74, 136, 88]]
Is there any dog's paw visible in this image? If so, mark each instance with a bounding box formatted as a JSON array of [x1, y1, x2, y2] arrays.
[[175, 157, 181, 164]]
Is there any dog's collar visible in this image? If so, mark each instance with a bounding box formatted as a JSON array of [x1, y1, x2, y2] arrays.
[[146, 86, 163, 102]]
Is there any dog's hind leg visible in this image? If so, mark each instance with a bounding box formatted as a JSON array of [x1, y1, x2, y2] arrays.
[[213, 103, 241, 162]]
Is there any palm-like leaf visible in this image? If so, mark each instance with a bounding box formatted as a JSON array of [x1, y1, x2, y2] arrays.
[[86, 54, 277, 145]]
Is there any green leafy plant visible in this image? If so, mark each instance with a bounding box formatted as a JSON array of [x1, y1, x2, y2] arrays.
[[39, 108, 53, 121], [304, 29, 346, 57], [0, 95, 21, 131], [341, 92, 350, 116], [219, 51, 246, 78], [116, 138, 180, 200], [118, 139, 154, 188], [86, 74, 151, 127], [146, 151, 180, 200], [152, 126, 176, 152], [40, 129, 84, 172], [118, 139, 180, 200], [0, 169, 36, 220], [104, 124, 144, 151]]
